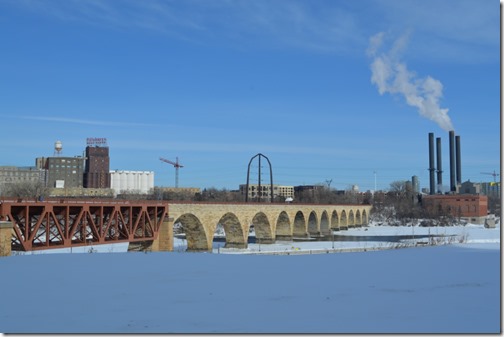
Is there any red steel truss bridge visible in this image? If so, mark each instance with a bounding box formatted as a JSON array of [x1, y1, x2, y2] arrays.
[[0, 198, 169, 251]]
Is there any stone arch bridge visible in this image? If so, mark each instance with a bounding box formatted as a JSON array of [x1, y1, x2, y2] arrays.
[[161, 202, 373, 251]]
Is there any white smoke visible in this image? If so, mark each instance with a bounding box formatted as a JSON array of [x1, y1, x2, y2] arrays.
[[367, 32, 454, 131]]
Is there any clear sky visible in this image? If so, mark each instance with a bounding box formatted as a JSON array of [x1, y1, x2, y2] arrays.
[[0, 0, 500, 192]]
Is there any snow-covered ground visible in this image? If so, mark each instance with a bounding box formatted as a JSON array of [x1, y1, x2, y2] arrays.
[[0, 222, 500, 333]]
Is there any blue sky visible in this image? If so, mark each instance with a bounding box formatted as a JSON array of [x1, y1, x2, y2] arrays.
[[0, 0, 500, 191]]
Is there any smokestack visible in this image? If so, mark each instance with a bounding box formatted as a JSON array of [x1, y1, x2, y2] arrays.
[[456, 135, 461, 185], [428, 133, 436, 195], [436, 137, 443, 193], [449, 130, 456, 192]]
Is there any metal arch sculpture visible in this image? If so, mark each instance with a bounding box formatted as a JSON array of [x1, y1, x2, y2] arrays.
[[245, 153, 274, 203]]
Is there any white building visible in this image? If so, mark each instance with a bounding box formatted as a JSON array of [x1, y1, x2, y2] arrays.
[[110, 170, 154, 195]]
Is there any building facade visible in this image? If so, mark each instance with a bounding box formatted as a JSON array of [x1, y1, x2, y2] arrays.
[[422, 194, 488, 224], [240, 184, 294, 201], [0, 166, 46, 190], [84, 146, 111, 188], [44, 157, 85, 188]]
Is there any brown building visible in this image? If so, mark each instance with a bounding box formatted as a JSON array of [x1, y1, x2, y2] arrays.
[[422, 194, 488, 224], [84, 146, 110, 188]]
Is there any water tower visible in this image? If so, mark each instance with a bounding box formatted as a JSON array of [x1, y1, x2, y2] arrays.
[[54, 140, 63, 156]]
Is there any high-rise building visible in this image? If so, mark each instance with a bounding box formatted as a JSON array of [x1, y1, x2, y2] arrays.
[[84, 146, 110, 188]]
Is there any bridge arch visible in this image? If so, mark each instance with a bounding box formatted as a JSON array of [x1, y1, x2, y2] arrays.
[[252, 212, 274, 244], [348, 210, 355, 227], [218, 212, 247, 249], [275, 211, 292, 240], [320, 211, 330, 235], [174, 213, 210, 251], [362, 209, 368, 225], [293, 211, 308, 238], [307, 211, 319, 236], [340, 210, 348, 229], [331, 210, 340, 230], [355, 210, 362, 226]]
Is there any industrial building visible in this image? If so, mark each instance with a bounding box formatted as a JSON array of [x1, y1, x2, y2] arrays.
[[1, 139, 160, 198], [0, 166, 46, 189], [110, 170, 154, 196], [422, 194, 488, 224], [458, 180, 501, 198], [84, 144, 111, 188], [423, 131, 496, 222], [40, 156, 85, 188]]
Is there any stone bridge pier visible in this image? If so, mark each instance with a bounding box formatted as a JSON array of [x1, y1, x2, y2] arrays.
[[158, 203, 372, 252]]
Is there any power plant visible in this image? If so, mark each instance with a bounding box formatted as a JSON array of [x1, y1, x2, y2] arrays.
[[428, 130, 462, 195]]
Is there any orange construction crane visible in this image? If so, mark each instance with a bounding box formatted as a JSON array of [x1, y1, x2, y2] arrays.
[[160, 157, 184, 188], [480, 170, 499, 183]]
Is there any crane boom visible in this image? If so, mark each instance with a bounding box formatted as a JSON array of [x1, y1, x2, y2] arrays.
[[480, 170, 499, 182], [160, 157, 184, 188]]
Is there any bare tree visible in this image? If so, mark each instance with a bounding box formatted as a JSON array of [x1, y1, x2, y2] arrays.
[[1, 181, 49, 199]]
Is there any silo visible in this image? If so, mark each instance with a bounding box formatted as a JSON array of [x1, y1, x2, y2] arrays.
[[412, 175, 419, 194], [140, 172, 148, 193], [148, 172, 154, 192]]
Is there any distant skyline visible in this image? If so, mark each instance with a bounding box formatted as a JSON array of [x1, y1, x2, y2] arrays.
[[0, 0, 500, 192]]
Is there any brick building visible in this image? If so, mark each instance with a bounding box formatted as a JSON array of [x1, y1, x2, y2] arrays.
[[84, 146, 111, 188], [422, 194, 488, 224]]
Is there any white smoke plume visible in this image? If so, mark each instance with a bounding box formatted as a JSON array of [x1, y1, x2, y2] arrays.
[[367, 32, 454, 131]]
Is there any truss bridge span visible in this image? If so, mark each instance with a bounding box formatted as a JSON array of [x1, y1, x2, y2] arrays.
[[0, 198, 169, 251]]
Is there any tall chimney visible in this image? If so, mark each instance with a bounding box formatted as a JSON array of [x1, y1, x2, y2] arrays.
[[456, 135, 461, 185], [428, 133, 436, 195], [449, 130, 456, 192], [436, 137, 443, 193]]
